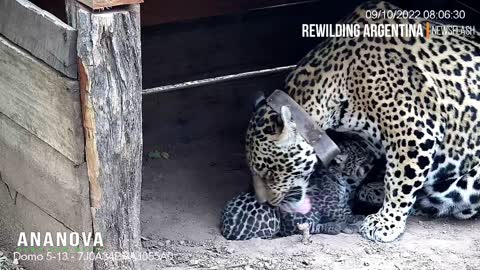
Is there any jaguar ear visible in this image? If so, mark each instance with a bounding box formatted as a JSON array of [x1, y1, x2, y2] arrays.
[[275, 106, 297, 147]]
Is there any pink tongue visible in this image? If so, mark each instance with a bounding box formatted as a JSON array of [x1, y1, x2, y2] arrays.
[[293, 196, 312, 214]]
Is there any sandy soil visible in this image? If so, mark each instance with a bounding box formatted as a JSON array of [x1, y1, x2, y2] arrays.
[[141, 216, 480, 270]]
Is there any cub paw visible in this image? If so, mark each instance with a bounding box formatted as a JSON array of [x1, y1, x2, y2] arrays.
[[341, 223, 361, 234], [342, 215, 365, 234], [360, 212, 406, 242]]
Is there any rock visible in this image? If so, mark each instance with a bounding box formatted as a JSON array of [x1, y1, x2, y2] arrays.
[[264, 263, 273, 269], [188, 259, 200, 266], [302, 259, 312, 265], [258, 255, 269, 261], [161, 152, 170, 159]]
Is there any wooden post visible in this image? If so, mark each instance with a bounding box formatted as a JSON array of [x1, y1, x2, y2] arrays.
[[65, 1, 143, 269]]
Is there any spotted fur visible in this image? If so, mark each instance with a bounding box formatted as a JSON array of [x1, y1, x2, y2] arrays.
[[245, 1, 480, 242], [222, 136, 375, 240]]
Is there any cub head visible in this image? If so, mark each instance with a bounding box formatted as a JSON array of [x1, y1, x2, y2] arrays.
[[330, 136, 377, 180], [245, 97, 317, 206]]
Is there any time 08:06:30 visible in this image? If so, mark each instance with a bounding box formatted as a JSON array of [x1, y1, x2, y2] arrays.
[[366, 9, 466, 20]]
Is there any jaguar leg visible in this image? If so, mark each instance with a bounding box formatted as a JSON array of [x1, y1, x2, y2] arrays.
[[360, 134, 437, 242]]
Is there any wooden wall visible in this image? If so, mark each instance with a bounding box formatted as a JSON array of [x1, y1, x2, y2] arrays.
[[0, 34, 92, 270], [141, 0, 363, 88], [0, 1, 91, 270]]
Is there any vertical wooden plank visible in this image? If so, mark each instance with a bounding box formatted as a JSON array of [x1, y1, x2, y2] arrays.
[[65, 1, 143, 269]]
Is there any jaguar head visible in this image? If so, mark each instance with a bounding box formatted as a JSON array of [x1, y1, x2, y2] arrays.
[[245, 98, 318, 208]]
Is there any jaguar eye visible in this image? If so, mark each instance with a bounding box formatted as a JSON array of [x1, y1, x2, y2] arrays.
[[252, 164, 263, 174]]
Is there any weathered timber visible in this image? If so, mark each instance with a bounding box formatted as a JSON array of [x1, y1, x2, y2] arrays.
[[66, 1, 143, 269], [0, 181, 93, 270], [0, 35, 85, 164], [76, 0, 143, 9], [0, 0, 77, 78], [0, 112, 92, 234]]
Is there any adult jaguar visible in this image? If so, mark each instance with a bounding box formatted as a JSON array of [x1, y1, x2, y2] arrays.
[[221, 133, 376, 240], [245, 1, 480, 242]]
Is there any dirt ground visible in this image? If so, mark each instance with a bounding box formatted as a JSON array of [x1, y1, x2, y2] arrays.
[[140, 135, 480, 270], [141, 87, 480, 270], [140, 216, 480, 270]]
